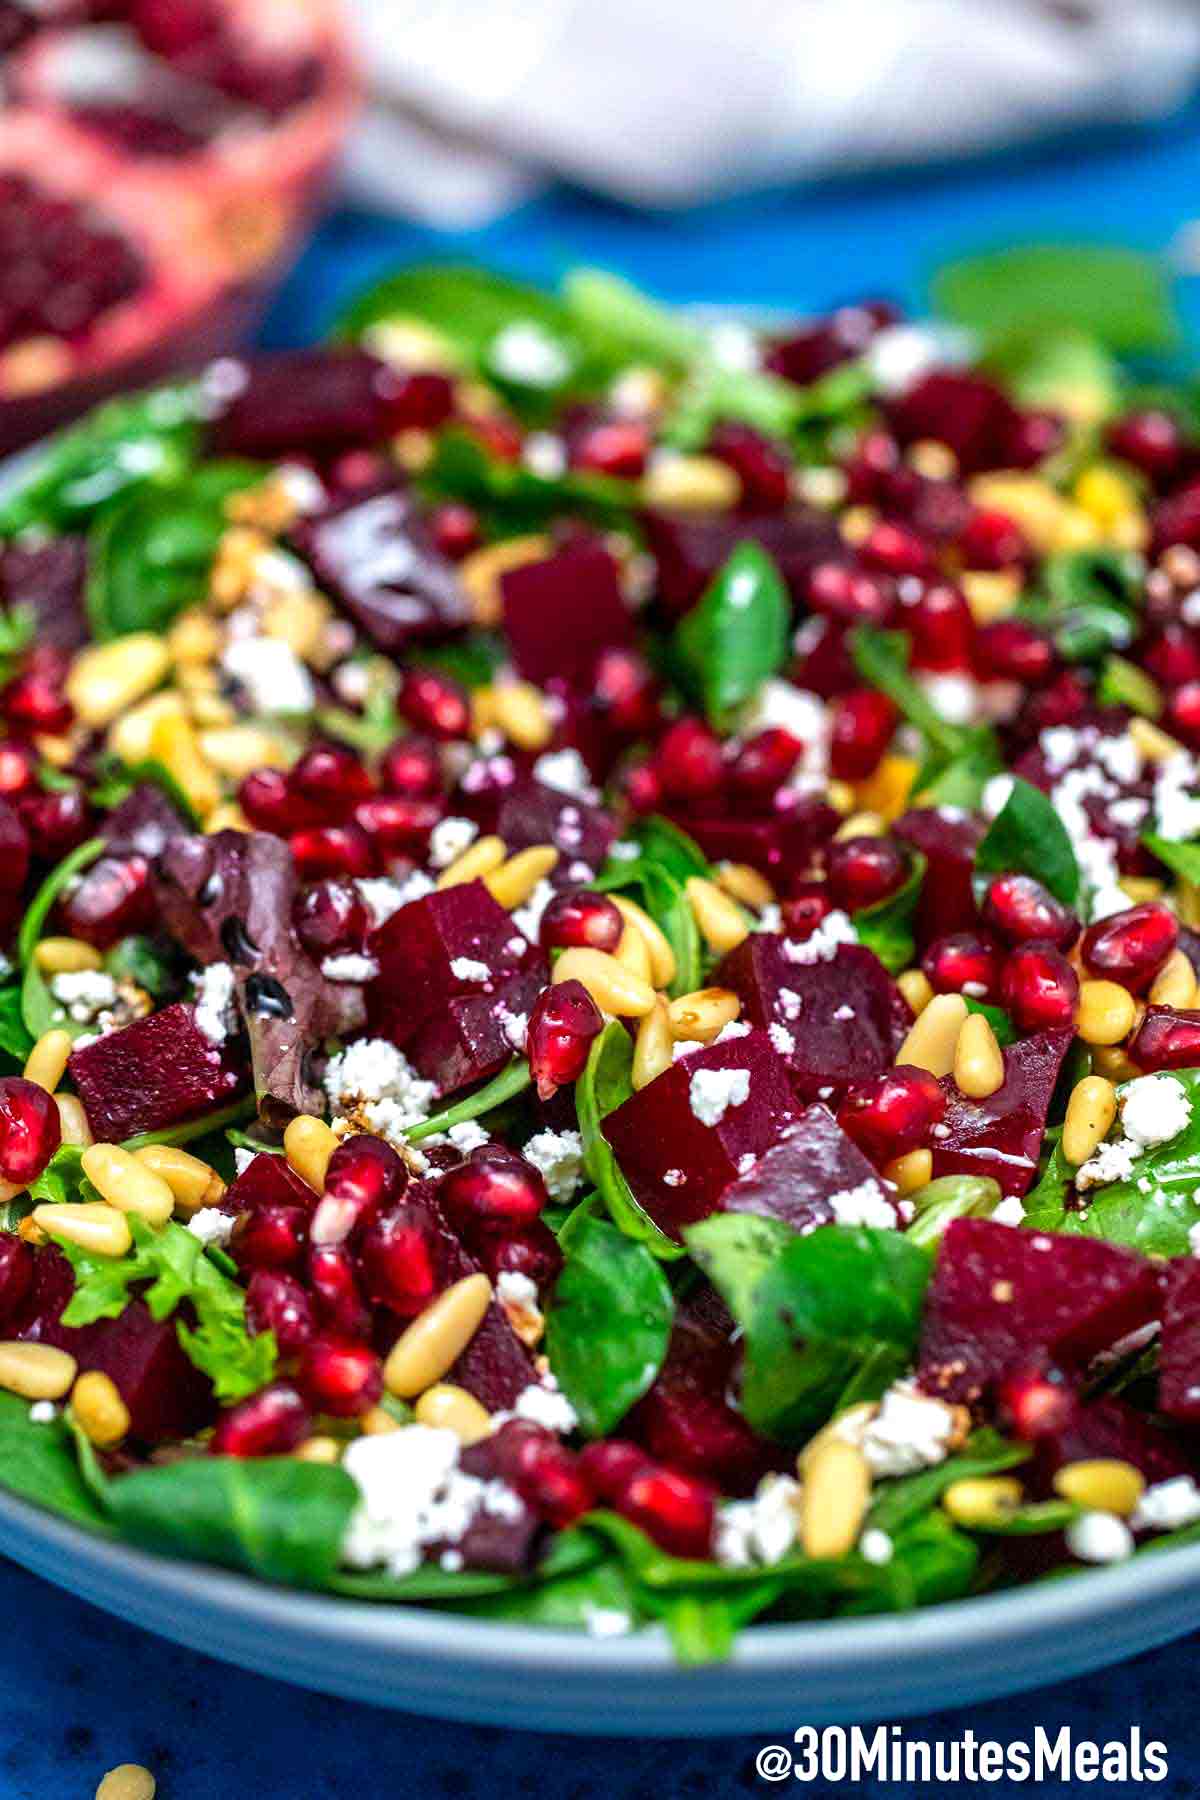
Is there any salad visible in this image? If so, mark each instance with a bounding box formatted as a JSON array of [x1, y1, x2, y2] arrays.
[[0, 249, 1199, 1664]]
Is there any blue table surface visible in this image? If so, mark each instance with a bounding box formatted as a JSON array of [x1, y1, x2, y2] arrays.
[[14, 105, 1200, 1798]]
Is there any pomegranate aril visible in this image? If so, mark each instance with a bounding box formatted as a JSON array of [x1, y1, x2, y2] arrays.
[[655, 718, 725, 801], [974, 619, 1055, 685], [908, 582, 974, 672], [353, 795, 444, 861], [1107, 409, 1185, 485], [526, 978, 604, 1100], [838, 1065, 945, 1163], [577, 1438, 652, 1502], [1, 672, 70, 739], [825, 835, 908, 912], [1000, 942, 1080, 1033], [293, 879, 370, 960], [505, 1425, 593, 1526], [57, 853, 152, 950], [440, 1146, 549, 1233], [0, 174, 144, 356], [922, 930, 1002, 1002], [0, 1233, 33, 1323], [572, 420, 651, 480], [398, 668, 471, 741], [0, 1077, 61, 1185], [307, 1242, 373, 1340], [290, 742, 374, 822], [289, 823, 374, 881], [238, 767, 322, 836], [229, 1202, 309, 1274], [729, 728, 802, 798], [1163, 682, 1200, 749], [982, 873, 1079, 950], [781, 882, 834, 940], [617, 1465, 715, 1558], [1129, 1006, 1200, 1072], [297, 1337, 383, 1418], [430, 502, 482, 561], [960, 508, 1029, 570], [805, 561, 893, 626], [997, 1366, 1076, 1442], [708, 423, 790, 511], [1080, 903, 1178, 994], [356, 1205, 440, 1318], [539, 890, 623, 954], [1142, 627, 1200, 692], [312, 1135, 407, 1247], [378, 736, 443, 799], [829, 689, 897, 781], [623, 763, 662, 814], [594, 647, 661, 737], [210, 1381, 310, 1458], [244, 1270, 314, 1356], [0, 740, 36, 799], [860, 519, 934, 579], [1005, 410, 1066, 468], [475, 1219, 563, 1289], [19, 787, 92, 862]]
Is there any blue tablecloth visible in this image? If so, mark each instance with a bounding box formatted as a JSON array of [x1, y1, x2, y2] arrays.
[[14, 105, 1200, 1798]]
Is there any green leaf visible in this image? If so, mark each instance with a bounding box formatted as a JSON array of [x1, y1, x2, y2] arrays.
[[981, 325, 1120, 420], [102, 1456, 357, 1587], [1025, 548, 1143, 665], [0, 1390, 110, 1529], [103, 934, 183, 1002], [686, 1210, 796, 1321], [854, 849, 926, 973], [27, 1143, 87, 1207], [18, 836, 106, 1042], [595, 818, 709, 998], [87, 754, 201, 827], [406, 1058, 532, 1143], [422, 430, 637, 532], [915, 728, 1005, 811], [1143, 832, 1200, 887], [576, 1022, 684, 1260], [673, 543, 789, 728], [866, 1429, 1030, 1536], [1096, 655, 1161, 719], [562, 268, 703, 372], [850, 629, 1002, 807], [545, 1215, 674, 1437], [974, 776, 1080, 906], [0, 981, 33, 1066], [904, 1175, 1004, 1248], [1023, 1067, 1200, 1256], [121, 1096, 257, 1154], [933, 244, 1178, 355]]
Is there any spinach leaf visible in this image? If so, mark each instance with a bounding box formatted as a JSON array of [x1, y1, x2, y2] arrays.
[[866, 1429, 1030, 1536], [1143, 832, 1200, 886], [545, 1215, 674, 1437], [853, 849, 926, 973], [0, 981, 33, 1066], [0, 1391, 110, 1530], [685, 1211, 795, 1320], [1096, 655, 1161, 719], [87, 460, 262, 640], [673, 544, 789, 728], [933, 244, 1178, 355], [88, 754, 201, 827], [850, 627, 1003, 805], [595, 819, 708, 997], [576, 1022, 684, 1260], [981, 325, 1120, 420], [422, 430, 638, 532], [915, 728, 1005, 811], [121, 1096, 257, 1154], [18, 836, 105, 1041], [562, 268, 703, 372], [974, 776, 1080, 906], [406, 1058, 532, 1143], [904, 1176, 1003, 1248], [1023, 1067, 1200, 1256], [1024, 548, 1143, 664]]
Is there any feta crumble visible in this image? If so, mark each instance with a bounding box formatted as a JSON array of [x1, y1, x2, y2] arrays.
[[834, 1380, 960, 1477], [187, 1207, 235, 1248], [28, 1401, 58, 1424], [509, 1374, 578, 1435], [688, 1066, 751, 1127], [356, 873, 430, 925], [325, 1038, 438, 1136], [523, 1128, 584, 1202], [827, 1179, 896, 1230], [450, 956, 492, 983], [1131, 1475, 1200, 1533], [1065, 1510, 1133, 1564], [782, 910, 857, 964], [428, 816, 478, 869], [190, 962, 238, 1043], [768, 1022, 796, 1057], [221, 634, 314, 715], [1119, 1074, 1192, 1150], [715, 1475, 801, 1568], [532, 748, 598, 801], [1075, 1138, 1138, 1193], [341, 1426, 525, 1578], [321, 954, 379, 983]]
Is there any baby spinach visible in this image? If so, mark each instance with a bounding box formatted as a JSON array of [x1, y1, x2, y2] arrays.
[[904, 1175, 1003, 1248], [0, 1391, 111, 1531], [974, 776, 1080, 906], [546, 1214, 674, 1437], [595, 823, 705, 998], [854, 848, 926, 973], [0, 981, 33, 1066], [932, 244, 1178, 355], [1096, 654, 1161, 719], [576, 1022, 684, 1260], [1024, 548, 1143, 665], [18, 836, 105, 1041], [121, 1096, 257, 1154], [981, 324, 1119, 420], [850, 626, 1003, 806], [1143, 832, 1200, 887], [423, 430, 638, 531], [562, 268, 704, 373], [865, 1429, 1030, 1537], [673, 543, 789, 729], [406, 1058, 532, 1143]]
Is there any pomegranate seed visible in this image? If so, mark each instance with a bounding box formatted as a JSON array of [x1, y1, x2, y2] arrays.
[[353, 795, 443, 861], [308, 1242, 373, 1339], [974, 620, 1055, 685], [475, 1219, 563, 1288], [1163, 682, 1200, 749], [577, 1439, 652, 1502], [922, 930, 1002, 1002], [805, 561, 893, 625], [572, 420, 650, 480], [0, 740, 36, 799], [655, 718, 725, 801], [1129, 1006, 1200, 1072], [908, 582, 974, 672], [0, 797, 29, 901], [526, 979, 604, 1100], [356, 1205, 440, 1318], [312, 1136, 407, 1248], [239, 767, 323, 836], [708, 423, 790, 511], [594, 647, 661, 736], [982, 873, 1079, 950], [1, 667, 71, 737], [623, 763, 662, 814], [617, 1466, 715, 1558], [1000, 942, 1080, 1032], [1081, 903, 1179, 994], [210, 1382, 311, 1457], [440, 1146, 548, 1233], [19, 787, 93, 863], [781, 882, 834, 940], [398, 669, 471, 741], [297, 1337, 383, 1418], [501, 1423, 593, 1526], [960, 508, 1029, 570], [540, 890, 623, 954], [1142, 627, 1200, 692], [829, 689, 897, 781], [838, 1065, 945, 1163], [378, 736, 443, 799], [0, 1077, 61, 1186], [998, 1367, 1075, 1440], [1005, 410, 1066, 468], [1107, 409, 1184, 485], [290, 743, 374, 822], [825, 835, 908, 912], [244, 1270, 315, 1355], [229, 1203, 309, 1273], [289, 824, 374, 881], [293, 879, 370, 960], [1019, 669, 1091, 737], [860, 519, 934, 579], [430, 502, 482, 561], [58, 854, 152, 949], [729, 728, 802, 798]]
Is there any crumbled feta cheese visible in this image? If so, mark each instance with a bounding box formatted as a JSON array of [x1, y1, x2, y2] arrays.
[[523, 432, 567, 478], [858, 1528, 894, 1566], [689, 1066, 751, 1127], [325, 1038, 438, 1135], [832, 1004, 855, 1022], [28, 1401, 57, 1424], [234, 1147, 255, 1175], [321, 954, 379, 983], [740, 680, 828, 777], [523, 1128, 584, 1202], [428, 816, 478, 869], [512, 879, 555, 943], [1066, 1510, 1134, 1565], [221, 634, 314, 715], [356, 873, 430, 925], [510, 1375, 578, 1435], [1120, 1074, 1192, 1150], [827, 1179, 896, 1230], [782, 910, 857, 964], [584, 1607, 633, 1638], [920, 672, 977, 726], [767, 1022, 796, 1057], [532, 748, 598, 801], [715, 1475, 801, 1568], [777, 987, 801, 1020], [1189, 1220, 1200, 1258], [864, 322, 960, 395], [450, 956, 492, 983], [489, 320, 571, 387], [1075, 1138, 1138, 1192], [496, 1271, 539, 1310], [341, 1426, 524, 1578], [1153, 753, 1200, 843], [187, 1207, 235, 1247], [836, 1380, 959, 1477], [50, 969, 119, 1026], [1132, 1475, 1200, 1533], [495, 1004, 528, 1054], [608, 839, 641, 862], [981, 773, 1015, 819], [991, 1196, 1027, 1227]]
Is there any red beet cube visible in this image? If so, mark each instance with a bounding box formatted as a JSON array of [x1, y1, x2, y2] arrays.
[[918, 1218, 1163, 1404], [494, 780, 617, 879], [665, 795, 838, 883], [895, 807, 984, 948], [67, 1003, 247, 1144], [930, 1028, 1074, 1197], [603, 1030, 799, 1239], [1159, 1258, 1200, 1424], [644, 508, 842, 619], [221, 1150, 317, 1217], [405, 966, 548, 1096], [1031, 1393, 1190, 1491], [719, 1102, 898, 1233], [501, 543, 633, 686], [714, 935, 910, 1106]]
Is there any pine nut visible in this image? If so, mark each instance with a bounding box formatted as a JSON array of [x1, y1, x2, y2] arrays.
[[1054, 1459, 1145, 1516], [166, 608, 222, 666], [633, 998, 674, 1090], [1129, 716, 1183, 764], [1076, 979, 1136, 1046], [485, 844, 559, 909], [71, 1370, 130, 1448], [133, 1144, 225, 1216], [56, 1094, 93, 1148], [82, 1144, 174, 1226], [284, 1114, 339, 1191], [1149, 947, 1197, 1009], [436, 834, 506, 890], [1091, 1045, 1140, 1083], [641, 452, 741, 512], [34, 937, 102, 975], [96, 1768, 156, 1800], [611, 895, 677, 988], [684, 876, 750, 955], [107, 690, 187, 765], [909, 439, 958, 480], [667, 987, 741, 1043], [489, 681, 554, 751], [384, 1273, 493, 1398], [833, 810, 886, 841], [825, 779, 856, 815], [0, 1340, 77, 1400], [962, 569, 1021, 624], [1062, 1075, 1118, 1166], [204, 802, 250, 835], [895, 992, 968, 1077], [897, 969, 934, 1016], [942, 1475, 1024, 1528], [360, 1405, 403, 1436], [294, 1436, 342, 1465], [414, 1382, 493, 1444], [23, 1028, 72, 1094], [883, 1148, 933, 1195], [198, 725, 291, 781], [795, 1404, 877, 1476], [34, 1201, 131, 1257], [716, 862, 776, 912], [552, 948, 656, 1018], [612, 919, 653, 983], [953, 1013, 1005, 1099], [148, 711, 221, 821], [65, 634, 170, 728], [459, 537, 551, 627], [799, 1439, 872, 1558], [262, 590, 331, 661]]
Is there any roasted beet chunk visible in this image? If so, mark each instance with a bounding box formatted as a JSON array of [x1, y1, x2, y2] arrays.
[[492, 779, 617, 879], [918, 1218, 1163, 1404], [207, 349, 434, 459], [719, 1103, 899, 1233], [665, 793, 838, 884], [713, 935, 910, 1106], [603, 1030, 799, 1239], [1159, 1258, 1200, 1424], [404, 966, 548, 1097], [0, 535, 88, 650], [643, 507, 842, 619], [500, 542, 633, 686], [930, 1028, 1074, 1197], [221, 1150, 317, 1218], [894, 807, 984, 948], [67, 1002, 247, 1143]]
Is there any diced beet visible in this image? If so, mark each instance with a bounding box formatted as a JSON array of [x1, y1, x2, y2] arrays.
[[918, 1218, 1163, 1404], [67, 1002, 247, 1143], [643, 508, 843, 618], [719, 1103, 898, 1232], [454, 1424, 543, 1571], [405, 966, 548, 1096], [886, 370, 1019, 475], [713, 936, 910, 1106], [493, 779, 617, 880], [220, 1150, 317, 1217], [1030, 1394, 1190, 1491], [894, 807, 984, 948], [1159, 1258, 1200, 1424], [665, 794, 838, 882], [603, 1030, 799, 1239], [930, 1028, 1074, 1197], [501, 543, 633, 686], [0, 536, 88, 650], [289, 486, 471, 654], [208, 350, 432, 459]]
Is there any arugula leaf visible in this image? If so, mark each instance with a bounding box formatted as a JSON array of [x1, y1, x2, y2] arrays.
[[974, 776, 1080, 906], [18, 836, 106, 1041], [854, 848, 926, 973], [546, 1215, 674, 1437], [1143, 832, 1200, 887], [673, 544, 789, 728], [59, 1215, 276, 1402], [0, 1391, 110, 1530], [904, 1175, 1003, 1248], [576, 1022, 684, 1260], [406, 1058, 532, 1143], [933, 244, 1178, 355]]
